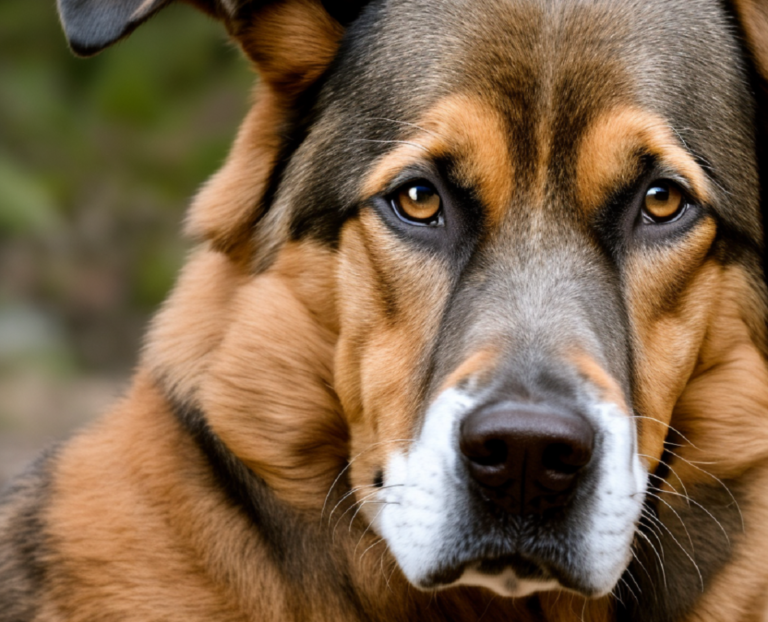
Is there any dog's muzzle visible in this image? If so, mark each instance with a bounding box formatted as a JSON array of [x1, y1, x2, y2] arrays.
[[370, 388, 647, 598]]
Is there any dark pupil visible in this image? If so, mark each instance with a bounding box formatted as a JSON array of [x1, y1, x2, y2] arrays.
[[410, 186, 432, 202], [650, 186, 670, 202]]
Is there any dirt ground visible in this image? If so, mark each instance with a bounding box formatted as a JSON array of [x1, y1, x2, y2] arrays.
[[0, 372, 129, 487]]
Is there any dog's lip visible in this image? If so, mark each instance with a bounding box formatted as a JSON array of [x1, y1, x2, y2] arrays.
[[419, 553, 552, 589], [419, 551, 603, 596]]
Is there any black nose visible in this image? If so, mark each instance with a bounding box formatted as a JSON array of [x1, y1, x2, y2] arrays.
[[459, 404, 594, 515]]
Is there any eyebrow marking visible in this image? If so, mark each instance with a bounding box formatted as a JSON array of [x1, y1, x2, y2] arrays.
[[576, 107, 713, 213], [361, 94, 514, 226]]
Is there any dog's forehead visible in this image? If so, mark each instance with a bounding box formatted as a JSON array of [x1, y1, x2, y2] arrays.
[[325, 0, 753, 171], [343, 0, 746, 107], [283, 0, 759, 247]]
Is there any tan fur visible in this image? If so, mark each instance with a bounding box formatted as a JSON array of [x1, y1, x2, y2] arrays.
[[199, 242, 347, 510], [46, 372, 288, 621], [627, 220, 719, 468], [576, 107, 712, 213], [335, 210, 454, 492], [438, 348, 501, 394], [679, 465, 768, 622], [237, 0, 343, 94], [570, 353, 629, 415], [184, 88, 286, 261], [16, 0, 768, 620], [362, 94, 514, 225], [143, 246, 250, 401], [733, 0, 768, 81], [672, 267, 768, 482], [148, 239, 346, 510], [185, 0, 343, 261]]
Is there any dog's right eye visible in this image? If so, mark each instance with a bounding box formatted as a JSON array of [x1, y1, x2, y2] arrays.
[[390, 182, 444, 226], [642, 180, 687, 223]]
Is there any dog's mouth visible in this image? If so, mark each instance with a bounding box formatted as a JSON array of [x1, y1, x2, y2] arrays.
[[421, 553, 568, 597], [423, 553, 548, 586]]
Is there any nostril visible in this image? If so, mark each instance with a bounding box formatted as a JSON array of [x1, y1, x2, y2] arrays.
[[475, 438, 508, 467], [542, 442, 591, 475], [459, 402, 595, 514]]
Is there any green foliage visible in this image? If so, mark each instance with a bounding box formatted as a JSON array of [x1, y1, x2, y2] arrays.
[[0, 0, 253, 373]]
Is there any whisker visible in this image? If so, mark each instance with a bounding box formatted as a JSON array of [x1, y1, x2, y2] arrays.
[[640, 455, 691, 505], [653, 487, 731, 546], [386, 558, 399, 591], [662, 450, 745, 533], [616, 577, 638, 606], [378, 549, 396, 594], [642, 506, 703, 591], [629, 548, 653, 590], [358, 536, 386, 564], [326, 485, 373, 525], [639, 511, 666, 560], [631, 415, 702, 451], [321, 438, 414, 520], [332, 488, 382, 541], [326, 482, 404, 526], [635, 527, 668, 590], [641, 489, 695, 553], [354, 504, 388, 558], [477, 594, 496, 622]]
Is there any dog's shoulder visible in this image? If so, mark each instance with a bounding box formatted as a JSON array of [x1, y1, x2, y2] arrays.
[[0, 449, 58, 622]]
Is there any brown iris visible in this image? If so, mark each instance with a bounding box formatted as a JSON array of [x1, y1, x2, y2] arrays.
[[644, 181, 685, 222], [392, 183, 442, 225]]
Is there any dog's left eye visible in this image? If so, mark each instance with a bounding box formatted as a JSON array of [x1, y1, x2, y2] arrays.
[[390, 182, 443, 226], [642, 180, 688, 223]]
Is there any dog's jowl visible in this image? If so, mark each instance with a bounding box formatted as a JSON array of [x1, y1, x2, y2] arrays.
[[3, 0, 768, 620]]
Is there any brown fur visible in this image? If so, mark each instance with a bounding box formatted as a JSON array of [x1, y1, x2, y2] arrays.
[[6, 0, 768, 620], [362, 94, 514, 225], [576, 107, 712, 215]]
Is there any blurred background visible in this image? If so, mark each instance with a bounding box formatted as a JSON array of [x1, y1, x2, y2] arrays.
[[0, 1, 253, 485]]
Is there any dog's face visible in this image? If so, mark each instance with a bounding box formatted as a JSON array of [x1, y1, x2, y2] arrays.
[[59, 0, 768, 605], [304, 0, 762, 597]]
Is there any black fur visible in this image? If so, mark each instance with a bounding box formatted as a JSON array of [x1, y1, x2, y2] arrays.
[[168, 396, 369, 620], [0, 450, 57, 622], [616, 479, 745, 622]]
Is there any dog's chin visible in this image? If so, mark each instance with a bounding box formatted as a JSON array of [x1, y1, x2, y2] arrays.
[[404, 551, 622, 599], [417, 555, 559, 598]]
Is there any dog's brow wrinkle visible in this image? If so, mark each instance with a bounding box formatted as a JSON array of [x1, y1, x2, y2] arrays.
[[363, 117, 445, 140], [670, 127, 734, 199], [351, 138, 431, 153]]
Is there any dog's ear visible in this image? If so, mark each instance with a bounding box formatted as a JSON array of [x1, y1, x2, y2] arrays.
[[59, 0, 369, 264], [58, 0, 364, 58], [732, 1, 768, 79], [57, 0, 175, 57], [731, 1, 768, 288]]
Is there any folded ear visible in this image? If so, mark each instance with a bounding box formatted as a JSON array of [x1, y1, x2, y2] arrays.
[[57, 0, 178, 57], [732, 0, 768, 79], [58, 0, 369, 265], [731, 0, 768, 285]]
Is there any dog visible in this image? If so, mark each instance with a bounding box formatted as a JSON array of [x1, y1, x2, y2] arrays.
[[2, 0, 768, 620]]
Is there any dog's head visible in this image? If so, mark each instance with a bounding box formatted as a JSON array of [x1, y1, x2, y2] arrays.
[[60, 0, 768, 603]]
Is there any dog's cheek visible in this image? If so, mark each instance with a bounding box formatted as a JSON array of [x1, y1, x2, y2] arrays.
[[334, 214, 452, 487], [196, 243, 347, 510], [672, 266, 768, 481], [625, 220, 718, 467]]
